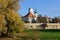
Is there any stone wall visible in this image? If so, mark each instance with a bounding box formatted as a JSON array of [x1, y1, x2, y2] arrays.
[[24, 23, 60, 29]]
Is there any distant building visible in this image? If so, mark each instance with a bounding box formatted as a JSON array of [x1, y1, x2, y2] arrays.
[[44, 15, 53, 23], [22, 8, 53, 23], [22, 8, 38, 23]]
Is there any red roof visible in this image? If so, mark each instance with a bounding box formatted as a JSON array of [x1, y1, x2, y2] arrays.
[[24, 12, 35, 17]]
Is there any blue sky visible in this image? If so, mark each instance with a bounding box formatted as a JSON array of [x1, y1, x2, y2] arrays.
[[18, 0, 60, 18]]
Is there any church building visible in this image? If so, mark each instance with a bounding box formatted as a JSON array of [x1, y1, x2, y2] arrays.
[[22, 8, 38, 23]]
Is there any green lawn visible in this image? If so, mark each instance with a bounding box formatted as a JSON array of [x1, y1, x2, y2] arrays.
[[20, 29, 60, 40], [1, 29, 60, 40]]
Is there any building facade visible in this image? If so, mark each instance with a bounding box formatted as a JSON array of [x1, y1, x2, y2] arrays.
[[22, 8, 38, 23]]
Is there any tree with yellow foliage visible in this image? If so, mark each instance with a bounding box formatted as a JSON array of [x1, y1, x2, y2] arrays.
[[0, 0, 24, 37]]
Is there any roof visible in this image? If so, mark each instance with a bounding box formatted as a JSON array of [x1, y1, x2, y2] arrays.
[[22, 8, 38, 18], [25, 12, 35, 17]]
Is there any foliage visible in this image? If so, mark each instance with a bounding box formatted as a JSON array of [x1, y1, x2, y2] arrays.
[[38, 14, 47, 23], [0, 0, 19, 10], [0, 0, 24, 37], [52, 17, 58, 23]]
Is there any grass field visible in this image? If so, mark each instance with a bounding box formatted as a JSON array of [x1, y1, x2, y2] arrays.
[[0, 29, 60, 40], [20, 29, 60, 40]]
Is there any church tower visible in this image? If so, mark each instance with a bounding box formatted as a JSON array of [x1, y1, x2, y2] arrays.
[[28, 8, 35, 23], [34, 9, 38, 22]]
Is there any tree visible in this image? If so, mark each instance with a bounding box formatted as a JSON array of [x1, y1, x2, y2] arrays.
[[37, 14, 43, 23], [0, 0, 24, 37], [52, 17, 58, 23], [42, 17, 47, 23]]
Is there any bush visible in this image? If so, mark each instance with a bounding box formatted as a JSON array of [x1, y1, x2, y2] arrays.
[[0, 0, 24, 37]]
